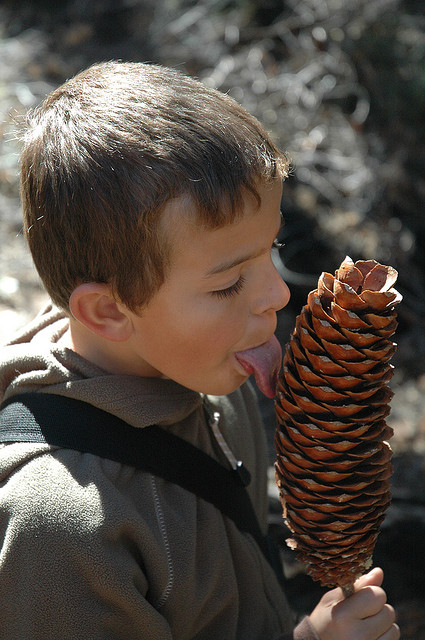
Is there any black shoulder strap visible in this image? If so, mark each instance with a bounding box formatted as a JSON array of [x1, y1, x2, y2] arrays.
[[0, 392, 269, 559]]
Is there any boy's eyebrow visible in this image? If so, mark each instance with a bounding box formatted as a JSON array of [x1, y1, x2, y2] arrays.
[[205, 249, 265, 277], [204, 215, 284, 278]]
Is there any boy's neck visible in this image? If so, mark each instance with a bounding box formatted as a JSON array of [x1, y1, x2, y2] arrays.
[[62, 320, 161, 378]]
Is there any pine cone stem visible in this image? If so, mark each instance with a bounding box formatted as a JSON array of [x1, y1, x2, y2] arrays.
[[342, 583, 354, 598]]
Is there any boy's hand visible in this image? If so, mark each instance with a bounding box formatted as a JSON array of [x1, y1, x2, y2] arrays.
[[308, 567, 400, 640]]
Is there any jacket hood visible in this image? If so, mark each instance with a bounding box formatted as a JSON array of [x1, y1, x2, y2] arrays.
[[0, 304, 202, 428]]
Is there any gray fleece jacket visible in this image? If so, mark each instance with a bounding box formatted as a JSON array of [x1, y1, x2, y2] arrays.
[[0, 305, 318, 640]]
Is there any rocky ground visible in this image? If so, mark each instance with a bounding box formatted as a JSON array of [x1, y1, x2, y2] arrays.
[[0, 0, 424, 636]]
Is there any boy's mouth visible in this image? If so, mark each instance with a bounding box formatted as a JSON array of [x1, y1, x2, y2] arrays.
[[235, 335, 282, 399]]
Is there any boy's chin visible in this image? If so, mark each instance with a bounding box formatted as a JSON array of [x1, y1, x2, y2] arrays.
[[191, 373, 249, 398]]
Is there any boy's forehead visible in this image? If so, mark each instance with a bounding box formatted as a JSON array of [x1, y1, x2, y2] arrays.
[[159, 181, 283, 268], [160, 193, 198, 230], [159, 181, 280, 236]]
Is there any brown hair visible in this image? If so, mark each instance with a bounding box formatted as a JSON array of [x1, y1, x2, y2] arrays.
[[20, 61, 289, 311]]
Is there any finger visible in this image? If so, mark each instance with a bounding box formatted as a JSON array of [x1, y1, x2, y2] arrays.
[[323, 568, 384, 606], [354, 566, 384, 591], [361, 603, 397, 636], [377, 621, 400, 640], [338, 583, 387, 620]]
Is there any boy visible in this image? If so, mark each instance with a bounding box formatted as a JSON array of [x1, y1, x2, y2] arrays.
[[0, 61, 399, 639]]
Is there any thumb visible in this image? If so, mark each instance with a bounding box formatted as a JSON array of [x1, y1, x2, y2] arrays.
[[353, 567, 384, 592]]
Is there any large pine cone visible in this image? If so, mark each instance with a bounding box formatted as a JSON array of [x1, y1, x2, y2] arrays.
[[274, 256, 402, 593]]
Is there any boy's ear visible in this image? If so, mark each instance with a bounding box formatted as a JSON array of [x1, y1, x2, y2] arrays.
[[69, 283, 133, 342]]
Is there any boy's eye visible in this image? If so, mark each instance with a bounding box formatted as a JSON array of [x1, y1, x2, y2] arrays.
[[211, 275, 246, 299]]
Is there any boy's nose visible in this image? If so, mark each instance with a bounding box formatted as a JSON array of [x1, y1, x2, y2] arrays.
[[252, 264, 291, 316]]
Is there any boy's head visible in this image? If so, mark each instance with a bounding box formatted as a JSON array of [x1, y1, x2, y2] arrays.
[[20, 60, 289, 312]]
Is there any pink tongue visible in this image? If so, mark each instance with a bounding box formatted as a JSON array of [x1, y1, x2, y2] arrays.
[[235, 335, 282, 398]]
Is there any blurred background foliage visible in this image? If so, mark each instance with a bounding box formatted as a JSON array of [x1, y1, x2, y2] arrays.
[[0, 2, 425, 635]]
